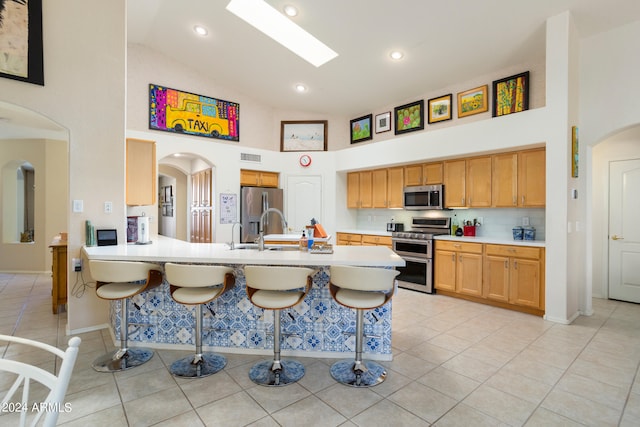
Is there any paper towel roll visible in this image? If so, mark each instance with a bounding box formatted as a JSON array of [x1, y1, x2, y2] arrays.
[[137, 216, 150, 244]]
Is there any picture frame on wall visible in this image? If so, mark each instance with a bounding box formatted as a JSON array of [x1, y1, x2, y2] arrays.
[[492, 71, 530, 117], [394, 100, 424, 135], [375, 111, 391, 133], [0, 0, 44, 85], [457, 85, 489, 118], [280, 120, 328, 152], [572, 126, 579, 178], [427, 94, 453, 124], [350, 114, 373, 144]]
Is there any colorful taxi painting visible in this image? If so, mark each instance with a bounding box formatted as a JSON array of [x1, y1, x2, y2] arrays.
[[149, 84, 239, 141]]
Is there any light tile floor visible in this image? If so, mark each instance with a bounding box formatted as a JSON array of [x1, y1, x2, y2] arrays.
[[1, 272, 639, 426]]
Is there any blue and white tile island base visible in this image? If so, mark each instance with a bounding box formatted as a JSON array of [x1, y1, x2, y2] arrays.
[[83, 237, 405, 361]]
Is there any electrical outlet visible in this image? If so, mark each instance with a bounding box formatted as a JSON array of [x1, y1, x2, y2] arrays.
[[72, 258, 82, 272], [522, 217, 530, 226], [104, 201, 113, 214]]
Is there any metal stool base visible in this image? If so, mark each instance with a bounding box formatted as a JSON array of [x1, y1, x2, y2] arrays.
[[330, 359, 387, 387], [170, 353, 226, 378], [249, 359, 305, 386], [92, 348, 154, 372]]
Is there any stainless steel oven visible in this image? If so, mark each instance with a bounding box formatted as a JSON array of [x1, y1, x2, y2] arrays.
[[392, 217, 450, 293]]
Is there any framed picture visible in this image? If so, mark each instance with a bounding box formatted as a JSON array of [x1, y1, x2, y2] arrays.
[[149, 84, 240, 141], [571, 126, 579, 178], [457, 85, 488, 118], [394, 100, 424, 135], [492, 71, 530, 117], [375, 111, 391, 133], [280, 120, 328, 152], [350, 114, 373, 144], [0, 0, 44, 85], [428, 94, 453, 124]]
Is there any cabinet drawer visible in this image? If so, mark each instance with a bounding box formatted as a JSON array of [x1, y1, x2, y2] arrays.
[[435, 240, 482, 254], [336, 233, 362, 243], [485, 244, 540, 259], [362, 235, 392, 246]]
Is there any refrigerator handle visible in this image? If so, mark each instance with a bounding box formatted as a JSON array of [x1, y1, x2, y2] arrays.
[[262, 191, 269, 230]]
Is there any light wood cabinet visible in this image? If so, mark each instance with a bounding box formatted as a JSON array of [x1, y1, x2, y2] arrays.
[[362, 234, 392, 248], [49, 242, 67, 314], [346, 171, 373, 208], [404, 162, 443, 186], [492, 152, 518, 207], [434, 240, 483, 296], [484, 244, 544, 310], [347, 172, 361, 208], [336, 232, 391, 247], [372, 169, 388, 208], [240, 169, 279, 187], [336, 232, 363, 245], [387, 167, 404, 208], [126, 138, 156, 206], [443, 159, 466, 207], [518, 148, 546, 207], [466, 156, 492, 207]]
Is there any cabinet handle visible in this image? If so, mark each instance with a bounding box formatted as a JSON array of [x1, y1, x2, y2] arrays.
[[513, 196, 517, 205], [461, 197, 465, 205], [454, 244, 461, 248], [459, 255, 463, 263], [522, 196, 525, 204], [504, 260, 508, 268], [452, 254, 455, 262], [514, 260, 518, 269]]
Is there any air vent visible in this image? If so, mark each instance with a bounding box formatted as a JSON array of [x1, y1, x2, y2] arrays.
[[241, 153, 261, 163]]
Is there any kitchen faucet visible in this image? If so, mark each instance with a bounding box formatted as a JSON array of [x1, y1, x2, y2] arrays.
[[257, 208, 287, 251], [228, 222, 243, 250]]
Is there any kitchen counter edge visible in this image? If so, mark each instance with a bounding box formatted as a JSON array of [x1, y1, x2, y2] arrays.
[[434, 235, 545, 247]]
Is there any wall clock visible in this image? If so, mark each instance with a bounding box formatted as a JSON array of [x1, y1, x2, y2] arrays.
[[299, 154, 312, 167]]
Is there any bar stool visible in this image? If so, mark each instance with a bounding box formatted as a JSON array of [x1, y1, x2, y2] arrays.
[[329, 265, 399, 387], [244, 265, 314, 386], [89, 260, 163, 372], [165, 263, 235, 378]]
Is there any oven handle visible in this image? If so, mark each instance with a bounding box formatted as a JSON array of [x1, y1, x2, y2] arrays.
[[397, 256, 431, 264], [392, 238, 430, 245]]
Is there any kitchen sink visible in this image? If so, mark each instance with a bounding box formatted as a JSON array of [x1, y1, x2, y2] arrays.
[[230, 243, 299, 251]]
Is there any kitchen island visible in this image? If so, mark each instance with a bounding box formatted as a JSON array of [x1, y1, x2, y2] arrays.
[[83, 236, 404, 360]]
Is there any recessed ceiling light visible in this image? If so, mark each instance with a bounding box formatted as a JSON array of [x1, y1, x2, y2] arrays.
[[193, 25, 208, 36], [283, 5, 298, 17], [295, 84, 307, 93], [226, 0, 338, 67], [390, 51, 404, 60]]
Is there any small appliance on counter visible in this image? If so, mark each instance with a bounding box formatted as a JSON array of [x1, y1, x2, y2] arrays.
[[386, 222, 404, 232]]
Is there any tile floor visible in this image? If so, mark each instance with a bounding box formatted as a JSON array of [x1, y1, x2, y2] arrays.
[[1, 272, 639, 426]]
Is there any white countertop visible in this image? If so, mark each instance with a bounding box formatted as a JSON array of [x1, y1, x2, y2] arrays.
[[264, 233, 331, 243], [82, 235, 404, 267], [337, 229, 393, 237], [434, 235, 546, 247]]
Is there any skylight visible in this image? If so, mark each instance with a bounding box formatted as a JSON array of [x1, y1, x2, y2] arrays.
[[226, 0, 338, 67]]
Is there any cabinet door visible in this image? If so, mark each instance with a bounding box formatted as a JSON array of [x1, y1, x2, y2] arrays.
[[434, 250, 457, 291], [387, 167, 404, 208], [443, 160, 466, 207], [456, 252, 483, 296], [359, 171, 373, 208], [191, 172, 201, 207], [483, 255, 510, 302], [466, 156, 492, 207], [260, 172, 279, 188], [509, 257, 541, 308], [126, 138, 156, 206], [240, 169, 260, 186], [518, 149, 545, 207], [347, 172, 360, 208], [372, 169, 388, 208], [404, 164, 423, 186], [423, 162, 443, 184], [492, 152, 518, 207]]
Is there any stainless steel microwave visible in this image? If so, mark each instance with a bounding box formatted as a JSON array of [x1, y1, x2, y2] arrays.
[[403, 184, 444, 210]]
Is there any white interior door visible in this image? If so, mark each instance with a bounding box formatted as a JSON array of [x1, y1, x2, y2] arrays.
[[609, 158, 640, 302], [286, 175, 322, 234]]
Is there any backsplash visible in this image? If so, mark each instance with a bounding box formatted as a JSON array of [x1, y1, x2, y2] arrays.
[[354, 208, 546, 241]]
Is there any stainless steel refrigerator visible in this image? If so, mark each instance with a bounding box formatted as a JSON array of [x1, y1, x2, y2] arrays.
[[240, 187, 284, 242]]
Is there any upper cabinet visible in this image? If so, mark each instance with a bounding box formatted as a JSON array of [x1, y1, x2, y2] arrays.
[[240, 169, 279, 187], [387, 167, 404, 208], [517, 148, 546, 207], [443, 159, 466, 207], [466, 156, 492, 207], [404, 162, 443, 186], [492, 152, 518, 207], [347, 167, 404, 209], [126, 138, 156, 206]]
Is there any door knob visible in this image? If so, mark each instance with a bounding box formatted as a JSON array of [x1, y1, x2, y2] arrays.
[[611, 235, 624, 240]]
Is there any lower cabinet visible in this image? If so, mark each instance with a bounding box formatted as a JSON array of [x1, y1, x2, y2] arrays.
[[336, 232, 391, 248], [435, 240, 545, 315]]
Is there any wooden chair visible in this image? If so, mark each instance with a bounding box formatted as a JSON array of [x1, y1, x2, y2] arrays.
[[0, 334, 81, 427]]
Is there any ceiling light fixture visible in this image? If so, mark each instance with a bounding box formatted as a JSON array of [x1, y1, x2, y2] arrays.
[[193, 25, 208, 36], [283, 5, 298, 17], [226, 0, 338, 67], [390, 51, 404, 60], [295, 84, 307, 93]]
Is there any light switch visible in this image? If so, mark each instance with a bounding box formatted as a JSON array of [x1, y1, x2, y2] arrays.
[[104, 201, 113, 214], [72, 200, 83, 213]]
